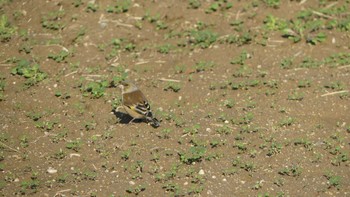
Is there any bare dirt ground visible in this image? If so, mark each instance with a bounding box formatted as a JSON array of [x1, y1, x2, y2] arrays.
[[0, 0, 350, 196]]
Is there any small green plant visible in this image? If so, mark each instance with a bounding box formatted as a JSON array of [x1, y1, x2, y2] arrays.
[[188, 29, 218, 48], [279, 117, 295, 127], [179, 146, 207, 164], [183, 124, 200, 135], [175, 64, 186, 74], [35, 121, 57, 131], [267, 142, 282, 156], [158, 128, 172, 139], [225, 32, 253, 46], [323, 53, 350, 68], [229, 19, 244, 31], [41, 10, 65, 30], [324, 172, 341, 189], [278, 165, 302, 177], [223, 98, 235, 108], [84, 121, 96, 131], [20, 178, 40, 194], [121, 150, 131, 161], [263, 15, 287, 31], [205, 1, 233, 13], [298, 80, 311, 88], [264, 0, 280, 8], [287, 90, 304, 101], [162, 183, 182, 195], [106, 0, 131, 13], [11, 59, 47, 87], [157, 44, 172, 54], [20, 135, 29, 148], [0, 14, 17, 42], [0, 75, 5, 101], [230, 50, 250, 65], [86, 2, 99, 12], [294, 139, 313, 151], [83, 170, 97, 181], [216, 125, 232, 135], [72, 0, 83, 7], [324, 81, 346, 91], [26, 111, 43, 121], [52, 148, 66, 159], [307, 32, 327, 45], [193, 61, 215, 72], [126, 185, 146, 195], [48, 50, 70, 63], [298, 57, 322, 68], [188, 0, 201, 9], [66, 139, 82, 152], [280, 58, 293, 69], [164, 82, 181, 92], [81, 80, 109, 98]]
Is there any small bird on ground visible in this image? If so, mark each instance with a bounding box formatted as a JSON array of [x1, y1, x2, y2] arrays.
[[117, 80, 160, 127]]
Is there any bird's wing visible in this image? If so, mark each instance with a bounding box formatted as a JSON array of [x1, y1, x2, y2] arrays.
[[123, 90, 152, 117]]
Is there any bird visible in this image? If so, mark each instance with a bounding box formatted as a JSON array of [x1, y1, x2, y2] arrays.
[[117, 80, 160, 127]]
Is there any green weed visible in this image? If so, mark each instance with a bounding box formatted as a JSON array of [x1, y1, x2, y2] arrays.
[[278, 165, 302, 177], [164, 82, 181, 92], [126, 185, 146, 195], [0, 15, 16, 42], [188, 0, 201, 9], [66, 139, 82, 152], [158, 44, 172, 54], [106, 0, 131, 13], [280, 57, 293, 69], [86, 2, 99, 12], [263, 15, 287, 31], [188, 29, 218, 48], [193, 61, 215, 72], [287, 91, 304, 101], [324, 172, 341, 189], [48, 50, 70, 63], [279, 117, 295, 127], [41, 10, 65, 30], [264, 0, 280, 8], [179, 146, 207, 164], [11, 59, 47, 87], [81, 80, 109, 98]]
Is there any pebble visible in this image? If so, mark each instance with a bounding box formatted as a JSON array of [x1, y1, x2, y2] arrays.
[[47, 167, 57, 174], [198, 169, 205, 175], [129, 181, 135, 185]]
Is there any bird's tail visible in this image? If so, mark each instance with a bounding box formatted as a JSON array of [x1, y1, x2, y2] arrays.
[[146, 117, 160, 128]]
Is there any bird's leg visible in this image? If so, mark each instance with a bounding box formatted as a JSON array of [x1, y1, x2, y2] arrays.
[[128, 117, 138, 124]]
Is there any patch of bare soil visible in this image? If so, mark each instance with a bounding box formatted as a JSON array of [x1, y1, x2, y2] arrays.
[[0, 0, 349, 196]]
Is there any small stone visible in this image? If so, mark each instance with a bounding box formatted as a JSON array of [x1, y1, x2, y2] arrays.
[[212, 175, 216, 179], [198, 169, 205, 175], [129, 181, 135, 185], [223, 178, 227, 182], [47, 167, 57, 174], [184, 181, 188, 185]]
